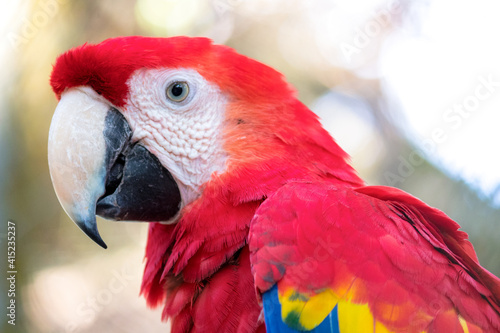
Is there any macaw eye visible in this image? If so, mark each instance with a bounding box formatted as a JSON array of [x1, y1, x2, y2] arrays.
[[166, 81, 189, 102]]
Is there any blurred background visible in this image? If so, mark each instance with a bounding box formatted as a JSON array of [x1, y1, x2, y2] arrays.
[[1, 0, 499, 332]]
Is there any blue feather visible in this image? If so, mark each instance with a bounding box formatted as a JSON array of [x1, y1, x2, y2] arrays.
[[262, 285, 340, 333]]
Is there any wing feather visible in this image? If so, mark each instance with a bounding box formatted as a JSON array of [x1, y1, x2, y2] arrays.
[[250, 181, 500, 332]]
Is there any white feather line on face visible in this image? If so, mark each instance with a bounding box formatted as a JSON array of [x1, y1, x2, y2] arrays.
[[122, 68, 228, 217]]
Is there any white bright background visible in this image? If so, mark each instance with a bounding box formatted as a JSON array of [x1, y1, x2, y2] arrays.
[[381, 0, 500, 204]]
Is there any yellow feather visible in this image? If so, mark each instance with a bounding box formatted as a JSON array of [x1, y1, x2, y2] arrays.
[[458, 316, 469, 333], [279, 288, 338, 330], [279, 286, 394, 332], [337, 299, 393, 333]]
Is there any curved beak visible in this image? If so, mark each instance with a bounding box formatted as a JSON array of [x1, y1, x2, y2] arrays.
[[48, 88, 111, 248], [48, 87, 182, 249]]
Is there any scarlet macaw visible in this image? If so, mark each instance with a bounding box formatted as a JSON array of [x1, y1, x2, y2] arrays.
[[47, 36, 500, 332]]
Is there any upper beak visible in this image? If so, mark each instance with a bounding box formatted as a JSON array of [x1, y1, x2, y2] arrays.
[[48, 88, 111, 248], [48, 87, 181, 249]]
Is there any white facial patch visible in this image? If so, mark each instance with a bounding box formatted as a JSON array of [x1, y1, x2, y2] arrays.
[[122, 68, 228, 213]]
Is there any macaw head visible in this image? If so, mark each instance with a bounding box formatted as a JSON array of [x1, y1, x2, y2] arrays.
[[48, 36, 362, 248]]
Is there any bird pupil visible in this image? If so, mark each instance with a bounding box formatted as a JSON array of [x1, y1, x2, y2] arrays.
[[172, 84, 183, 97]]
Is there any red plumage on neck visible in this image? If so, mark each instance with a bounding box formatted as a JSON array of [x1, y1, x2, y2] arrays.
[[139, 143, 361, 331], [139, 96, 363, 330]]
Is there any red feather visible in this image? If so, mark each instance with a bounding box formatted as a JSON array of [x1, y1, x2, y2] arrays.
[[50, 36, 292, 109], [250, 181, 500, 331]]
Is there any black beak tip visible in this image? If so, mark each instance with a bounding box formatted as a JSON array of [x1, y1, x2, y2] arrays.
[[76, 219, 108, 249]]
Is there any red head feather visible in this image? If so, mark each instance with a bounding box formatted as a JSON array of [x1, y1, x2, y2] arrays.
[[50, 36, 291, 107], [50, 36, 363, 186]]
